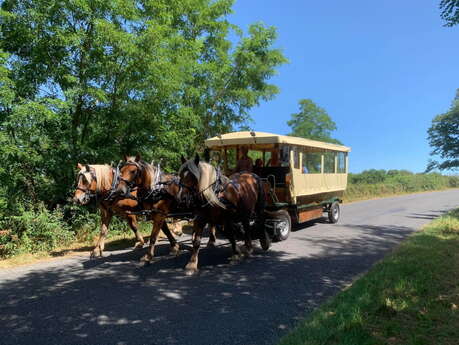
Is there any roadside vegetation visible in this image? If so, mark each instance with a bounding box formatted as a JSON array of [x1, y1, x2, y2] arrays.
[[1, 170, 457, 262], [344, 169, 459, 202], [279, 208, 459, 345], [0, 204, 152, 261]]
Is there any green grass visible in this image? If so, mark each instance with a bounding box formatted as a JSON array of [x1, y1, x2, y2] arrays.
[[343, 173, 459, 203], [279, 209, 459, 345]]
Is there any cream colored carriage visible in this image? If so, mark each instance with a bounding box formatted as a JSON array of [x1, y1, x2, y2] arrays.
[[205, 131, 351, 240]]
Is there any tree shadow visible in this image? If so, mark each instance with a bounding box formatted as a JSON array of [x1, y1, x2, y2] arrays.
[[406, 209, 450, 220], [0, 223, 420, 345]]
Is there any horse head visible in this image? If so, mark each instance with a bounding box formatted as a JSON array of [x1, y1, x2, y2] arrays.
[[73, 163, 97, 205], [178, 154, 225, 209], [109, 154, 160, 200]]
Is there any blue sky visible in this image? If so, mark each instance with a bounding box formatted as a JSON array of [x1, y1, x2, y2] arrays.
[[229, 1, 459, 173]]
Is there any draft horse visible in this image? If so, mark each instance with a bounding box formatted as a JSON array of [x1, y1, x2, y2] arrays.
[[111, 155, 200, 261], [178, 154, 271, 275], [72, 163, 145, 258]]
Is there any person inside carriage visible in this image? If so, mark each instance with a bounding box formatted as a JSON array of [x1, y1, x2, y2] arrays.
[[235, 146, 253, 173], [253, 158, 264, 175]]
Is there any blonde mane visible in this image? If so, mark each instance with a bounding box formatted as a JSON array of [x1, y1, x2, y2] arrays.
[[198, 162, 226, 209], [79, 165, 113, 192], [124, 157, 157, 190]]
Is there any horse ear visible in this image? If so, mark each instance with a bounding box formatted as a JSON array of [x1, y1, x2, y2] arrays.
[[85, 164, 90, 172], [135, 153, 141, 162], [181, 155, 186, 164], [203, 148, 210, 162], [77, 163, 83, 170], [194, 153, 200, 166], [123, 154, 128, 161]]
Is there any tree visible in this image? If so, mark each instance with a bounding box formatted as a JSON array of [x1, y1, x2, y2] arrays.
[[0, 0, 286, 209], [427, 90, 459, 171], [440, 0, 459, 26], [287, 99, 341, 144]]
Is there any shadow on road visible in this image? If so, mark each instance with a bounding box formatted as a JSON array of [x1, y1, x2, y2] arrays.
[[0, 222, 418, 345], [406, 209, 449, 220]]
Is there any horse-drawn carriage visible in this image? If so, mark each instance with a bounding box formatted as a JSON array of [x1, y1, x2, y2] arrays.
[[204, 131, 351, 241], [73, 131, 350, 273]]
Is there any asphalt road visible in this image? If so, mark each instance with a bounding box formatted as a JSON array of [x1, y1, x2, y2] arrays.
[[1, 190, 457, 345]]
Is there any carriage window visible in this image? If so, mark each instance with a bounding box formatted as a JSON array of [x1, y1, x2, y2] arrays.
[[248, 150, 263, 162], [280, 146, 290, 167], [225, 148, 237, 173], [337, 152, 347, 173], [264, 151, 272, 166], [210, 150, 222, 166], [302, 152, 322, 174], [324, 152, 336, 173], [293, 147, 299, 169]]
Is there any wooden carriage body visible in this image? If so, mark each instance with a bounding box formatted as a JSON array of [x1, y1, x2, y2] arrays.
[[205, 131, 351, 225]]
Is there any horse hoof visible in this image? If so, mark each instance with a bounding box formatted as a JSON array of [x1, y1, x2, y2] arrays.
[[230, 254, 242, 263], [184, 266, 198, 275], [242, 246, 253, 257], [170, 245, 180, 256], [134, 242, 144, 249], [184, 263, 198, 275], [185, 268, 198, 276], [140, 254, 152, 263]]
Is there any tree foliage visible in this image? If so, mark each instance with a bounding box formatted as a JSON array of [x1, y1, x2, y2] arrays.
[[0, 0, 286, 210], [287, 99, 341, 144], [427, 90, 459, 171], [440, 0, 459, 26]]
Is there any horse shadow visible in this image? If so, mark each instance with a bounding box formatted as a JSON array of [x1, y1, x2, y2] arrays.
[[0, 222, 427, 345]]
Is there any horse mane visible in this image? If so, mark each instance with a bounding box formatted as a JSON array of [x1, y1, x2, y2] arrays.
[[124, 156, 157, 190], [79, 164, 112, 192], [197, 162, 226, 209]]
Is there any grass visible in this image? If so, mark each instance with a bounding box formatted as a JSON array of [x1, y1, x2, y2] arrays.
[[0, 220, 190, 269], [0, 230, 151, 269], [343, 184, 457, 203], [279, 208, 459, 345]]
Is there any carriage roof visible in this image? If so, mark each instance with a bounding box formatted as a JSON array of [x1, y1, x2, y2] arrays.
[[205, 131, 351, 152]]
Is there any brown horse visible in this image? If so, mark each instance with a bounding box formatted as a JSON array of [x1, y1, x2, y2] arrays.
[[72, 163, 145, 258], [110, 155, 200, 261], [111, 155, 218, 262], [178, 154, 271, 275]]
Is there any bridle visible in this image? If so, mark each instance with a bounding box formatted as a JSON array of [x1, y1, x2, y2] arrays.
[[178, 164, 225, 208], [75, 169, 98, 200]]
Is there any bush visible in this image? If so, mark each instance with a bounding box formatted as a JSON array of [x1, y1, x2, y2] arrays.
[[0, 204, 73, 258], [345, 170, 458, 201]]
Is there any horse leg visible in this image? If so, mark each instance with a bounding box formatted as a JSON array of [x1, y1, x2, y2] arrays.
[[161, 221, 180, 256], [207, 224, 217, 248], [141, 215, 163, 262], [225, 220, 242, 262], [185, 218, 205, 275], [242, 219, 253, 256], [127, 215, 145, 249], [91, 207, 112, 258]]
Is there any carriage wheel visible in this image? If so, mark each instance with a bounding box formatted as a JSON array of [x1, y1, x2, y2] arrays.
[[273, 210, 291, 242], [328, 201, 340, 223]]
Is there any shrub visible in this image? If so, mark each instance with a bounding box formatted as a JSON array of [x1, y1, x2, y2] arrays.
[[0, 204, 73, 258]]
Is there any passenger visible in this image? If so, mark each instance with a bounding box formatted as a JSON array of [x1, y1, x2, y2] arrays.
[[235, 146, 253, 173], [253, 158, 263, 175]]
